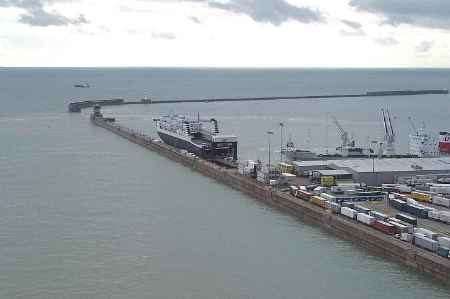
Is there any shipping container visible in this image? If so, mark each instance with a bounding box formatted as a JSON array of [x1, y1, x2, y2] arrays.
[[414, 234, 438, 252], [296, 190, 313, 201], [341, 202, 355, 209], [341, 207, 357, 220], [354, 205, 371, 214], [428, 210, 440, 221], [373, 220, 396, 235], [388, 217, 414, 233], [396, 213, 418, 225], [437, 236, 450, 248], [311, 196, 328, 209], [328, 202, 341, 214], [437, 246, 450, 258], [411, 191, 432, 203], [320, 193, 336, 201], [432, 196, 450, 208], [429, 184, 450, 194], [390, 198, 407, 211], [289, 186, 299, 197], [369, 211, 389, 221], [388, 221, 409, 234], [357, 213, 376, 226], [400, 233, 413, 242], [321, 176, 335, 187], [392, 192, 408, 200], [439, 211, 450, 224], [414, 228, 438, 240], [406, 204, 429, 219], [398, 185, 412, 193]]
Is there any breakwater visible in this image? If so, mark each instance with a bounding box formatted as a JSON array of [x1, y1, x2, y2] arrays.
[[91, 116, 450, 285], [68, 89, 449, 112]]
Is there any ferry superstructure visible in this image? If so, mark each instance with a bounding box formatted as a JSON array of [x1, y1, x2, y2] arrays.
[[154, 114, 238, 162]]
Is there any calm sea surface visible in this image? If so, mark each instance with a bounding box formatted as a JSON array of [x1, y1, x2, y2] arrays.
[[1, 68, 450, 298]]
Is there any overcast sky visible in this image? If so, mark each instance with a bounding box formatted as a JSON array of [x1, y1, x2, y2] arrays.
[[1, 0, 450, 67]]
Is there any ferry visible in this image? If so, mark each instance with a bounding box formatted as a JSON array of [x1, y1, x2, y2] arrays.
[[154, 114, 238, 163]]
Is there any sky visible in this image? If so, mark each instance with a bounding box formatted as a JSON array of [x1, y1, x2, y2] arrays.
[[1, 0, 450, 67]]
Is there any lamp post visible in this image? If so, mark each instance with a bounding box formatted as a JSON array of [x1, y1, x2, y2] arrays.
[[280, 122, 284, 163], [267, 130, 274, 170], [370, 140, 378, 174]]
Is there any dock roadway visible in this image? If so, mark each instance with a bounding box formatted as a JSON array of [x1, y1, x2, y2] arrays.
[[90, 116, 450, 286]]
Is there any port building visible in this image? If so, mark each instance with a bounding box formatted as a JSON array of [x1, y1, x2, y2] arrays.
[[328, 157, 450, 186]]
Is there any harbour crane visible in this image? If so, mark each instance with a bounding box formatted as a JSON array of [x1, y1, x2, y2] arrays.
[[331, 115, 355, 148], [382, 108, 396, 155]]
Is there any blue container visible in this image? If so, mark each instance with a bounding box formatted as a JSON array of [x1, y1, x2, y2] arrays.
[[437, 246, 449, 258], [396, 213, 418, 225], [390, 198, 407, 211]]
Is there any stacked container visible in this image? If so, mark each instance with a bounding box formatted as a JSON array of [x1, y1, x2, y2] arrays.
[[414, 233, 438, 253], [311, 196, 328, 209], [388, 217, 413, 233], [328, 202, 341, 214], [357, 213, 376, 226], [411, 191, 433, 203], [390, 198, 407, 211], [373, 221, 396, 235], [369, 211, 389, 221], [396, 213, 418, 225], [439, 211, 450, 224], [428, 209, 441, 221], [354, 205, 371, 214], [401, 233, 413, 242], [341, 202, 355, 209], [438, 237, 450, 249], [341, 207, 357, 220], [406, 204, 429, 218], [414, 228, 438, 240]]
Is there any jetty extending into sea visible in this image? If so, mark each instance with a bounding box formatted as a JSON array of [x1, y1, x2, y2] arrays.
[[87, 109, 450, 286]]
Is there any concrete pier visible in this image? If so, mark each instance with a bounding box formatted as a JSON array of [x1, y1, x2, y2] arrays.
[[90, 115, 450, 286], [68, 89, 449, 112]]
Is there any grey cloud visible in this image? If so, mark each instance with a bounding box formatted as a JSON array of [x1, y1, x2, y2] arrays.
[[416, 41, 434, 53], [152, 32, 176, 40], [208, 0, 324, 26], [0, 0, 88, 26], [340, 19, 364, 36], [189, 16, 201, 24], [341, 19, 362, 30], [350, 0, 450, 30], [374, 37, 399, 46]]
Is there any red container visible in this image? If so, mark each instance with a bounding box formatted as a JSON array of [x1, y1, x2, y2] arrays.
[[372, 220, 396, 235]]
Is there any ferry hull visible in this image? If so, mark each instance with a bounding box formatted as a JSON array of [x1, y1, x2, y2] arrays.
[[157, 131, 205, 157]]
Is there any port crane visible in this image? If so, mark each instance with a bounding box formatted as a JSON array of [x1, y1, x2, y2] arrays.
[[331, 115, 355, 148], [382, 108, 396, 155]]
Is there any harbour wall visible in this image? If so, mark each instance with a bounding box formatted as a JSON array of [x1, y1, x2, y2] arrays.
[[69, 89, 449, 112], [92, 117, 450, 286]]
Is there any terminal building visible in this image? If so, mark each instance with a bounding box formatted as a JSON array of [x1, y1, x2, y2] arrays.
[[327, 157, 450, 186]]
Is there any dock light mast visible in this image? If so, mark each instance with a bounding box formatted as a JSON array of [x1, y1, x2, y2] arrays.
[[279, 122, 284, 163], [267, 130, 274, 170]]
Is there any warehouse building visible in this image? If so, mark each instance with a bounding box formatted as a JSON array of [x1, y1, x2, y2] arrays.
[[328, 157, 450, 186], [293, 160, 331, 176]]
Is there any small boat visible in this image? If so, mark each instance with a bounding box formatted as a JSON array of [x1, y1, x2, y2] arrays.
[[74, 83, 90, 88]]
